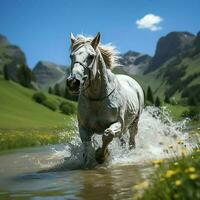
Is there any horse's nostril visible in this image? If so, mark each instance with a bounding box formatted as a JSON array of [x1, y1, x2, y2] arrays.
[[74, 79, 80, 87], [67, 78, 80, 92]]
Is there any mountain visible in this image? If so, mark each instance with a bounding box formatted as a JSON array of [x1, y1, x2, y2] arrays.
[[114, 31, 200, 105], [0, 34, 10, 47], [0, 34, 27, 82], [154, 32, 200, 102], [33, 61, 68, 89], [146, 32, 195, 73], [115, 51, 151, 75]]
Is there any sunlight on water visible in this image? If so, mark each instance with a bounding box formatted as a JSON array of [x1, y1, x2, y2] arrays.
[[42, 106, 197, 170]]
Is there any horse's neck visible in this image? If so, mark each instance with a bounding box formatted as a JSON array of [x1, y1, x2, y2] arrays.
[[84, 53, 115, 100]]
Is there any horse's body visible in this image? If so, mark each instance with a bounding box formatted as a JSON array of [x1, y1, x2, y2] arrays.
[[67, 33, 144, 165], [78, 72, 143, 137]]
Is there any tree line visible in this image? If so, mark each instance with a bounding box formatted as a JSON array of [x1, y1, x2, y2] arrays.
[[48, 83, 78, 101], [3, 64, 35, 88], [146, 86, 161, 107]]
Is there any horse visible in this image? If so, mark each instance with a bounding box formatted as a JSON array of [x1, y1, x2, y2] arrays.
[[66, 32, 144, 166]]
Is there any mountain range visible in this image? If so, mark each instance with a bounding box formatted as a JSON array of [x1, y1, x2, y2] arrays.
[[114, 31, 200, 104], [1, 31, 200, 104]]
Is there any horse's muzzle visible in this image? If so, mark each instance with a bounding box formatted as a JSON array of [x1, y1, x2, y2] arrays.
[[66, 76, 80, 93]]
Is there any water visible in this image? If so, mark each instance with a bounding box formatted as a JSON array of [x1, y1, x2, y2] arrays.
[[0, 107, 196, 200]]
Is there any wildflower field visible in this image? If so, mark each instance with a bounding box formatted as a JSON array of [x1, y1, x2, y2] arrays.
[[0, 128, 75, 151], [133, 128, 200, 200]]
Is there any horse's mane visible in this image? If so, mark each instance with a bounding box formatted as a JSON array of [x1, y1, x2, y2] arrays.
[[70, 34, 120, 69]]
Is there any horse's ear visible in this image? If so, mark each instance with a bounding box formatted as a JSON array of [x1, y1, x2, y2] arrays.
[[70, 32, 76, 44], [91, 32, 101, 49]]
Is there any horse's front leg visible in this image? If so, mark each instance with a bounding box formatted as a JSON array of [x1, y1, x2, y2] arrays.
[[95, 122, 121, 164], [79, 126, 95, 168]]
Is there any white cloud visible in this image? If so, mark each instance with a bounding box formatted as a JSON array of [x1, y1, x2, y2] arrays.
[[136, 14, 163, 31]]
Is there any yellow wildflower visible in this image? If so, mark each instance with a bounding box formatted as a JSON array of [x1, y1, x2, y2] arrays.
[[185, 167, 196, 173], [189, 174, 198, 180], [168, 145, 173, 149], [152, 159, 164, 165], [175, 180, 182, 186], [133, 192, 143, 200], [133, 181, 149, 190], [165, 170, 176, 178]]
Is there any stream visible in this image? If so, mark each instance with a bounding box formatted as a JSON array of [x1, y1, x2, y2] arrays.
[[0, 107, 195, 200]]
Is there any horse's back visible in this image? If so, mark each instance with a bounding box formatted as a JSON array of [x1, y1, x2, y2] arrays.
[[116, 74, 144, 114]]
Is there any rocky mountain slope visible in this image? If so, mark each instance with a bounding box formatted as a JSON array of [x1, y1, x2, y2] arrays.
[[0, 34, 27, 82], [146, 32, 195, 73], [33, 61, 68, 89], [118, 51, 151, 75], [115, 31, 200, 104]]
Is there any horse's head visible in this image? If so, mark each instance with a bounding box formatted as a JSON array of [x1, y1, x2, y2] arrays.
[[66, 32, 101, 93]]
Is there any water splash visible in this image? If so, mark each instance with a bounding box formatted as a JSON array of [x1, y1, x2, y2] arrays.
[[44, 106, 196, 170], [107, 106, 191, 166]]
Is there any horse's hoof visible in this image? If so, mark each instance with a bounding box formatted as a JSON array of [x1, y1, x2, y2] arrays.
[[95, 148, 109, 164]]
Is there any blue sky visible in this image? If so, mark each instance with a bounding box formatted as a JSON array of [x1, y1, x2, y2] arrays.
[[0, 0, 200, 68]]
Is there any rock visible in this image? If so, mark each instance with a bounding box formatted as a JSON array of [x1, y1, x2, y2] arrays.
[[146, 32, 195, 73], [117, 51, 151, 75], [33, 61, 67, 89]]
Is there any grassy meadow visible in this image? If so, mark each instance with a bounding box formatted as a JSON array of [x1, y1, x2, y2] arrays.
[[0, 75, 76, 151]]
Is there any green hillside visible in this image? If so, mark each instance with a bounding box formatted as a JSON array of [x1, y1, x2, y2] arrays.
[[0, 75, 77, 150], [121, 52, 200, 105], [0, 75, 75, 130]]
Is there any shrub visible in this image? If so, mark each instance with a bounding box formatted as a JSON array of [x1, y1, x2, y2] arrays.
[[147, 86, 154, 104], [188, 96, 197, 106], [164, 95, 170, 104], [182, 107, 200, 120], [3, 64, 9, 80], [59, 101, 76, 115], [54, 83, 61, 96], [32, 92, 46, 103], [43, 99, 57, 111], [17, 64, 35, 88], [48, 87, 53, 94], [155, 96, 161, 107]]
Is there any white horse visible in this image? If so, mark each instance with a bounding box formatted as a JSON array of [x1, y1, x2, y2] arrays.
[[67, 33, 144, 165]]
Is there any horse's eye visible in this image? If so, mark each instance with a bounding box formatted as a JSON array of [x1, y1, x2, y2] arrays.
[[88, 55, 94, 60]]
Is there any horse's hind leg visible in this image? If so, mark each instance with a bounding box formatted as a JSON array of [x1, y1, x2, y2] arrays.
[[129, 118, 139, 149], [96, 122, 121, 164]]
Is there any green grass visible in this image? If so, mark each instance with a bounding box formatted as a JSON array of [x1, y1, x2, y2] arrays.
[[0, 76, 75, 129], [0, 76, 77, 150], [0, 129, 74, 151], [164, 104, 189, 121], [163, 104, 200, 126]]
